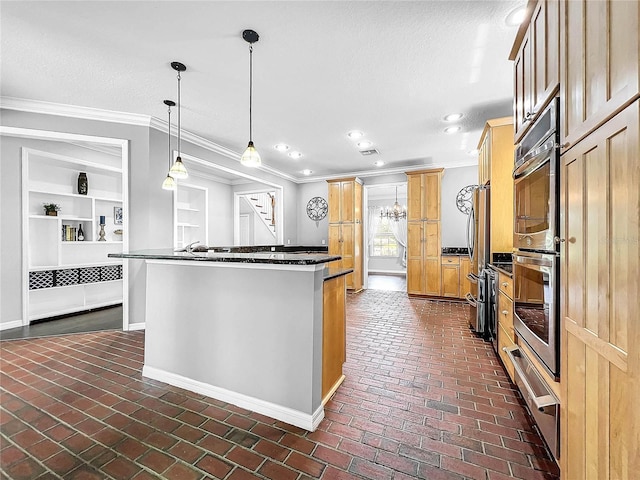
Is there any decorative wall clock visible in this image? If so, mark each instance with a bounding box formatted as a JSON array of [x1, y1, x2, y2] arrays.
[[456, 185, 477, 215], [306, 196, 328, 221]]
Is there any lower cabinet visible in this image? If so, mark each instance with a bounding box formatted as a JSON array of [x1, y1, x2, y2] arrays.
[[440, 255, 472, 299], [497, 278, 516, 381], [322, 274, 346, 403]]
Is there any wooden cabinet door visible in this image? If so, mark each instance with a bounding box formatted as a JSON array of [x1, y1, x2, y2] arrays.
[[406, 174, 423, 222], [340, 181, 354, 223], [340, 223, 355, 289], [561, 0, 639, 148], [327, 182, 342, 223], [353, 182, 362, 223], [441, 264, 460, 298], [322, 275, 346, 400], [424, 222, 441, 296], [531, 0, 559, 115], [560, 100, 639, 479], [406, 222, 423, 294], [513, 28, 531, 141], [424, 172, 440, 221]]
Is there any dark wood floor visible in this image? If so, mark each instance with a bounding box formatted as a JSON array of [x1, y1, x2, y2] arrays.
[[0, 291, 559, 479], [0, 306, 122, 341]]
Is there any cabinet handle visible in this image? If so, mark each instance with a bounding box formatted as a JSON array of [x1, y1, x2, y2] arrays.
[[555, 142, 571, 149], [502, 310, 509, 315], [502, 282, 508, 287], [554, 236, 566, 244]]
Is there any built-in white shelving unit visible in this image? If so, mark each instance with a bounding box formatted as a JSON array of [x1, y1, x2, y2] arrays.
[[22, 148, 125, 321], [174, 183, 208, 248]]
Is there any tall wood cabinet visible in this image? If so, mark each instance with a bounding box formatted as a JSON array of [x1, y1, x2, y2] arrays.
[[560, 101, 639, 480], [327, 178, 363, 291], [477, 117, 515, 256], [406, 169, 442, 296]]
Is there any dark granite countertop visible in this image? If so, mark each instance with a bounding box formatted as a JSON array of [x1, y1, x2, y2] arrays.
[[323, 266, 354, 281], [442, 247, 470, 256], [109, 249, 340, 266]]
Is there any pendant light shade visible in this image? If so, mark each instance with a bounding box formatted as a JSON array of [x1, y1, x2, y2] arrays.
[[169, 61, 188, 179], [241, 29, 261, 167], [162, 99, 177, 191]]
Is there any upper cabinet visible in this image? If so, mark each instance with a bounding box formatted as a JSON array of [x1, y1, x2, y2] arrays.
[[510, 0, 560, 142], [560, 0, 639, 149], [327, 178, 363, 291]]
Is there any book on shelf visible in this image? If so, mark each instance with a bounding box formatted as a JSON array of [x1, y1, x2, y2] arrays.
[[61, 224, 77, 241]]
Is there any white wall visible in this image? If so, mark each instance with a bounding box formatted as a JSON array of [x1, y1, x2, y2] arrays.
[[297, 181, 329, 246], [0, 108, 300, 329], [441, 165, 478, 248]]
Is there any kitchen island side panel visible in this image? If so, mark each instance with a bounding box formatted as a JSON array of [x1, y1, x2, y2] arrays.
[[144, 261, 324, 416]]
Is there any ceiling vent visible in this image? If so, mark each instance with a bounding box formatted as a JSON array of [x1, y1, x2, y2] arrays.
[[359, 149, 379, 156]]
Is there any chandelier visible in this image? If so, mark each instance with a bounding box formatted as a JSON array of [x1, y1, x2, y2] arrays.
[[380, 186, 406, 221]]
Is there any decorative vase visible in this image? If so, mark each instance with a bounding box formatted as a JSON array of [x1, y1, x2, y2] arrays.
[[78, 172, 88, 195], [46, 211, 57, 216]]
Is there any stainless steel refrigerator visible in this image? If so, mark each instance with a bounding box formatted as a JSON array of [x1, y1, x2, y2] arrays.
[[466, 185, 490, 334]]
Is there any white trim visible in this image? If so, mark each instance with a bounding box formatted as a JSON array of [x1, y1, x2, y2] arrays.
[[6, 126, 130, 331], [142, 365, 325, 431], [127, 322, 146, 331], [144, 259, 324, 273], [368, 269, 407, 275], [0, 320, 24, 331]]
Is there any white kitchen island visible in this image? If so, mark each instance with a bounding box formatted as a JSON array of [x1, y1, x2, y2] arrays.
[[110, 248, 350, 431]]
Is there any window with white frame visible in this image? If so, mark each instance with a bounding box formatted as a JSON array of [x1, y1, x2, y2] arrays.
[[371, 217, 399, 257]]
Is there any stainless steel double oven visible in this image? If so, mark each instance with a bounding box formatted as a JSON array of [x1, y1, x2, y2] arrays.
[[507, 97, 561, 460]]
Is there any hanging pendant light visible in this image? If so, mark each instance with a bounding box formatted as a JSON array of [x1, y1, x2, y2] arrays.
[[381, 186, 407, 221], [240, 29, 261, 167], [169, 61, 188, 179], [162, 99, 177, 191]]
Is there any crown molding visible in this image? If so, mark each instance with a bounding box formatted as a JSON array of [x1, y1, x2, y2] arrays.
[[294, 160, 477, 184], [1, 96, 299, 183]]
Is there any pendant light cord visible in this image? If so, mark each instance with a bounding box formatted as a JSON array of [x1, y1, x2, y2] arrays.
[[167, 104, 172, 170], [177, 71, 182, 156], [249, 44, 253, 143]]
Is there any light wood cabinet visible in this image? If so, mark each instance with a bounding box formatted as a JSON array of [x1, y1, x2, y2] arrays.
[[459, 256, 471, 299], [441, 256, 460, 298], [327, 178, 362, 291], [322, 274, 346, 403], [511, 0, 560, 142], [560, 0, 638, 150], [476, 118, 515, 255], [560, 100, 639, 479], [406, 169, 442, 296], [497, 273, 516, 381]]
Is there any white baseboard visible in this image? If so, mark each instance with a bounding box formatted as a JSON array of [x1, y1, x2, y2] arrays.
[[0, 320, 24, 331], [142, 365, 325, 432], [368, 269, 406, 275], [127, 322, 146, 331]]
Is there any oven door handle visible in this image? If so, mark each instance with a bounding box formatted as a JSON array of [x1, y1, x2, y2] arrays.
[[503, 345, 558, 413], [513, 139, 555, 179], [465, 292, 477, 307], [513, 253, 554, 270]]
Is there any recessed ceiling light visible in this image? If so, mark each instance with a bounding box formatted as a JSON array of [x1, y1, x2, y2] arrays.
[[274, 143, 289, 152], [347, 130, 364, 139], [468, 149, 479, 156], [444, 126, 461, 134], [505, 6, 527, 26], [443, 113, 463, 122], [357, 141, 373, 149], [374, 160, 385, 167], [288, 151, 302, 159], [301, 169, 313, 176]]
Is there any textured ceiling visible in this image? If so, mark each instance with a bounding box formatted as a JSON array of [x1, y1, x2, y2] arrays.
[[1, 0, 523, 182]]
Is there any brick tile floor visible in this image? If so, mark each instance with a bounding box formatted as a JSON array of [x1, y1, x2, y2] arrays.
[[0, 291, 560, 479]]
